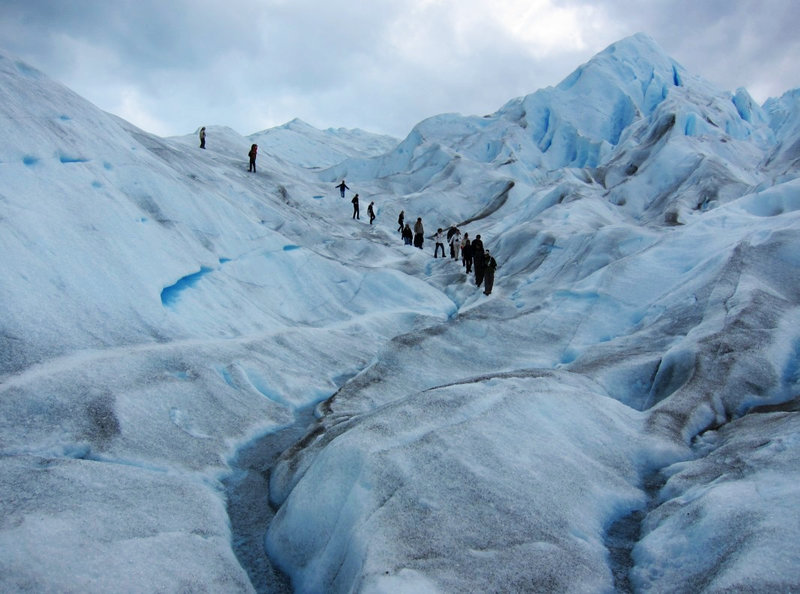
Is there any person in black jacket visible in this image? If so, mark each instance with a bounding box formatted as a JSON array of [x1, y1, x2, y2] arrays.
[[472, 234, 485, 286], [461, 233, 472, 273], [351, 194, 360, 219], [448, 226, 461, 260], [413, 217, 424, 249], [402, 223, 413, 245], [483, 250, 498, 295], [336, 180, 350, 197]]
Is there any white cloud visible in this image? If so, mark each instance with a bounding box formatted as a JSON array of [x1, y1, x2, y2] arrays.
[[486, 0, 597, 54], [114, 86, 172, 136]]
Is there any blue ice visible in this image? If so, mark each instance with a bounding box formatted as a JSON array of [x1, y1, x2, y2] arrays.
[[160, 266, 214, 307]]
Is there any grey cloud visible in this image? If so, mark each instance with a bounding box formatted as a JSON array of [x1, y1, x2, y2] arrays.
[[1, 0, 797, 138]]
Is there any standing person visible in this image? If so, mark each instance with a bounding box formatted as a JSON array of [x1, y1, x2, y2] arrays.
[[446, 225, 457, 247], [449, 226, 461, 260], [402, 223, 413, 245], [248, 144, 258, 172], [351, 194, 360, 219], [336, 180, 350, 197], [199, 126, 206, 149], [433, 228, 446, 258], [368, 201, 376, 224], [413, 217, 424, 249], [397, 210, 405, 233], [461, 233, 473, 273], [483, 250, 498, 295], [472, 234, 485, 286]]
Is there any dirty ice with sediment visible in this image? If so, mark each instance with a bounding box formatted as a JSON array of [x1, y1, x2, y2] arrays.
[[1, 32, 800, 593]]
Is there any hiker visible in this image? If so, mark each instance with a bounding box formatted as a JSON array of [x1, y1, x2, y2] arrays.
[[448, 226, 461, 260], [446, 225, 458, 243], [336, 180, 350, 197], [483, 250, 498, 295], [352, 194, 360, 219], [398, 210, 405, 233], [402, 223, 413, 245], [461, 233, 473, 273], [472, 234, 485, 286], [199, 126, 206, 149], [248, 144, 258, 172], [413, 217, 424, 249], [368, 201, 376, 225], [434, 228, 446, 258]]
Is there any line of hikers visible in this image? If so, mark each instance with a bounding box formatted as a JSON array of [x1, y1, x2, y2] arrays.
[[337, 181, 376, 224], [192, 137, 500, 294], [397, 211, 497, 295]]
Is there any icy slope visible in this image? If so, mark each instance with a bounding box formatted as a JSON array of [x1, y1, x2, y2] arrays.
[[246, 118, 399, 168], [265, 35, 800, 593], [764, 88, 800, 175], [0, 52, 443, 374], [326, 34, 781, 229], [0, 49, 452, 592]]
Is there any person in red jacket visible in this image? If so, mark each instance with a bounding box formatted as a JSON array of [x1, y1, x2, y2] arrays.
[[248, 144, 258, 172]]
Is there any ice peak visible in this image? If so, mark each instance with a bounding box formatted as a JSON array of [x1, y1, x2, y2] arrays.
[[281, 117, 314, 130]]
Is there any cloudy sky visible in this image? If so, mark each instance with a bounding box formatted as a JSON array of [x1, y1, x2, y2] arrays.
[[2, 0, 798, 138]]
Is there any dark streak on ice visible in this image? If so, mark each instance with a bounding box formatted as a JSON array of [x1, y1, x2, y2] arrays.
[[604, 471, 666, 592], [223, 406, 317, 593]]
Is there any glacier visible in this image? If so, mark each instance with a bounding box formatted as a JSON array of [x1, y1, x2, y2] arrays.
[[1, 32, 799, 593]]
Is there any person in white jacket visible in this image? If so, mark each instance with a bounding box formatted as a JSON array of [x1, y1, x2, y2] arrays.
[[434, 228, 446, 258], [449, 227, 461, 260]]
